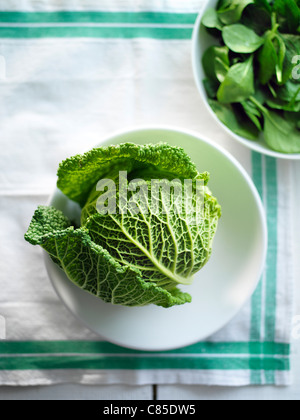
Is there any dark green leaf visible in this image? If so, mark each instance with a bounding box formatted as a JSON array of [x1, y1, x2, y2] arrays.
[[284, 110, 300, 128], [215, 57, 230, 82], [217, 56, 255, 103], [252, 86, 268, 104], [263, 109, 300, 153], [277, 80, 300, 102], [222, 24, 264, 53], [202, 46, 230, 82], [209, 99, 259, 140], [258, 37, 277, 84], [254, 0, 272, 13], [241, 4, 272, 35], [203, 78, 219, 99], [217, 0, 254, 25], [241, 100, 263, 130], [268, 83, 278, 98], [202, 8, 223, 30], [273, 35, 287, 84], [273, 0, 300, 34], [266, 97, 300, 111]]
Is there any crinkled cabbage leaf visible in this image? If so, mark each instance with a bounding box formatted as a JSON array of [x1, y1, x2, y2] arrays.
[[25, 143, 221, 308]]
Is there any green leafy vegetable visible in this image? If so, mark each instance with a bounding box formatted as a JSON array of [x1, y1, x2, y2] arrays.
[[25, 206, 192, 308], [202, 8, 223, 30], [242, 100, 263, 130], [217, 0, 254, 25], [258, 37, 278, 84], [217, 56, 255, 103], [254, 0, 272, 14], [209, 99, 259, 139], [273, 0, 300, 33], [222, 24, 264, 53], [25, 143, 221, 308], [241, 4, 272, 35], [277, 80, 300, 102], [203, 78, 219, 98], [250, 96, 300, 152], [202, 46, 230, 82], [215, 57, 230, 82], [201, 0, 300, 153], [274, 34, 287, 83], [264, 109, 300, 152]]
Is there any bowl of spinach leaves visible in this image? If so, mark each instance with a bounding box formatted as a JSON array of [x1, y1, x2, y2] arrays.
[[192, 0, 300, 158]]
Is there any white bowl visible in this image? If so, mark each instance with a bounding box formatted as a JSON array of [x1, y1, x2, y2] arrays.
[[45, 126, 267, 351], [192, 0, 300, 160]]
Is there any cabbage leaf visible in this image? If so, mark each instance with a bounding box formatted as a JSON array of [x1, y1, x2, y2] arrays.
[[25, 143, 221, 308]]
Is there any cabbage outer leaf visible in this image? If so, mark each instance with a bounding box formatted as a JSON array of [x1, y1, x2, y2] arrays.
[[25, 206, 192, 308], [57, 143, 209, 207]]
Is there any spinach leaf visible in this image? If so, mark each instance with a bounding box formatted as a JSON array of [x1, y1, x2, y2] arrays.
[[241, 4, 272, 35], [202, 46, 230, 82], [258, 36, 277, 84], [250, 96, 300, 152], [277, 80, 300, 102], [267, 83, 300, 111], [284, 111, 300, 128], [252, 86, 268, 104], [209, 99, 259, 140], [217, 56, 255, 103], [241, 100, 263, 130], [273, 0, 300, 34], [203, 78, 220, 99], [215, 57, 230, 82], [202, 8, 223, 30], [254, 0, 272, 13], [267, 97, 300, 112], [222, 24, 264, 53], [273, 34, 287, 83], [263, 109, 300, 153], [267, 82, 278, 98], [217, 0, 254, 25]]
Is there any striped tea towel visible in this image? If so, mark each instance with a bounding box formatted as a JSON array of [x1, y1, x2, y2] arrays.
[[0, 0, 294, 386]]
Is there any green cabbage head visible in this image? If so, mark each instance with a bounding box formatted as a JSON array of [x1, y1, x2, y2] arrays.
[[25, 143, 221, 308]]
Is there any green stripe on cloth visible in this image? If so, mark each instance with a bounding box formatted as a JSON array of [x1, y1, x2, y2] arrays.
[[264, 157, 278, 384], [250, 153, 280, 384], [0, 11, 198, 24], [0, 26, 193, 39], [265, 157, 278, 342], [250, 152, 264, 342], [0, 341, 290, 356], [0, 356, 289, 371], [250, 152, 264, 384]]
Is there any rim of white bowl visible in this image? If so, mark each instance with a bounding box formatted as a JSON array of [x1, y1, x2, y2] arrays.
[[45, 125, 268, 350], [191, 2, 300, 160]]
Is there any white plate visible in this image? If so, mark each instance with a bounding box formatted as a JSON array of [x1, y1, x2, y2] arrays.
[[45, 127, 267, 351], [192, 0, 300, 160]]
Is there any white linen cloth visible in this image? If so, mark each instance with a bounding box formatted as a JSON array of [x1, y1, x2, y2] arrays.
[[0, 0, 295, 386]]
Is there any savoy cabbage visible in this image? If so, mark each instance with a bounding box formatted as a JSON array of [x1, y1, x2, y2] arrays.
[[25, 143, 221, 308]]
